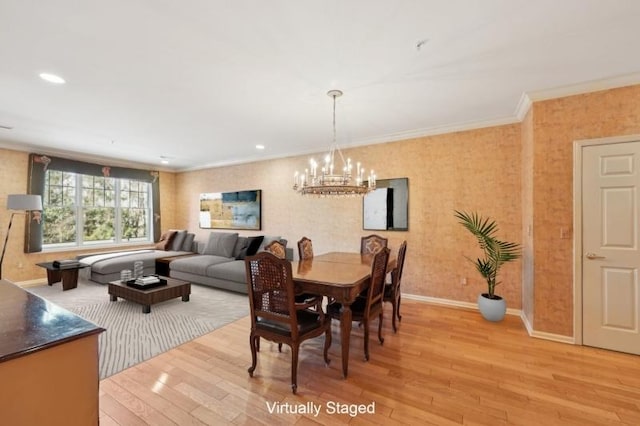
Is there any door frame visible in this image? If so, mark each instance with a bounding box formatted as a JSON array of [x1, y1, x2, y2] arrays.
[[573, 133, 640, 345]]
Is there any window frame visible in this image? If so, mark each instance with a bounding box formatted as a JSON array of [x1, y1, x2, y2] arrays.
[[42, 171, 154, 250], [26, 153, 162, 253]]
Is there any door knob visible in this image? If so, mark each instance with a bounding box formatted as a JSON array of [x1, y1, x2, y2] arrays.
[[586, 252, 605, 260]]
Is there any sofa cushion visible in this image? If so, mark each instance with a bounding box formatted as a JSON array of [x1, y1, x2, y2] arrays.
[[170, 229, 188, 251], [182, 233, 195, 252], [236, 236, 264, 260], [206, 260, 246, 283], [203, 232, 239, 257], [170, 255, 234, 275], [155, 230, 177, 250]]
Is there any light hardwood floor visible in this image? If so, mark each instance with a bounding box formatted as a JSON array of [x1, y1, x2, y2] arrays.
[[99, 300, 640, 425]]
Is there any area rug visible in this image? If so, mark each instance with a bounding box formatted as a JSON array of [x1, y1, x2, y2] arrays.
[[28, 279, 249, 379]]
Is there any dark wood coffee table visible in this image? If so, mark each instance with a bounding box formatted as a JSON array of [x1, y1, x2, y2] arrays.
[[108, 277, 191, 313], [36, 262, 89, 291]]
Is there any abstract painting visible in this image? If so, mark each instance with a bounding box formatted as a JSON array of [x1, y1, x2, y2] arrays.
[[199, 190, 261, 230]]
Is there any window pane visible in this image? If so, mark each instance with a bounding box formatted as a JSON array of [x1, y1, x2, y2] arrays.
[[43, 207, 76, 244], [43, 170, 78, 245], [83, 207, 115, 242], [121, 208, 149, 240], [120, 179, 150, 241]]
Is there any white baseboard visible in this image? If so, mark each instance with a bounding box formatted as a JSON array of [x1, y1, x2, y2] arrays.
[[403, 293, 575, 344], [402, 293, 522, 317]]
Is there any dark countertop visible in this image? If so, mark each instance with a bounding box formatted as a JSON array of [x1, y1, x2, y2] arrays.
[[0, 279, 104, 363]]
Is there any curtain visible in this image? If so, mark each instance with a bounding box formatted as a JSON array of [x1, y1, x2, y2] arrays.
[[26, 153, 161, 253]]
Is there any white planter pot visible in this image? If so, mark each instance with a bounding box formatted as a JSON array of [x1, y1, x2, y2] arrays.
[[477, 293, 506, 322]]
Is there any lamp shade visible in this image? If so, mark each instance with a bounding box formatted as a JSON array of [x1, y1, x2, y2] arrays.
[[7, 194, 43, 211]]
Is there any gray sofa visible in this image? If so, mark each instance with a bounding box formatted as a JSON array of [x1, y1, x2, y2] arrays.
[[169, 232, 292, 294], [77, 230, 196, 283]]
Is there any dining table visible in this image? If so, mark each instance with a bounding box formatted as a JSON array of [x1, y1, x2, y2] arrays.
[[291, 251, 396, 378]]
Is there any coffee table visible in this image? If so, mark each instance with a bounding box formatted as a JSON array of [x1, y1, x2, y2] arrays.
[[108, 276, 191, 313], [36, 262, 89, 291]]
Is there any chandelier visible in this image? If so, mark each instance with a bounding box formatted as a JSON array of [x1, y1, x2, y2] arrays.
[[293, 90, 376, 197]]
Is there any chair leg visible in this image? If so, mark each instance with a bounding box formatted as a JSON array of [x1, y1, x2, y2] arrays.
[[391, 299, 398, 333], [278, 343, 283, 352], [291, 343, 299, 394], [248, 334, 258, 377], [397, 293, 402, 321], [363, 318, 370, 361], [378, 312, 384, 345], [256, 336, 260, 352], [323, 327, 332, 366]]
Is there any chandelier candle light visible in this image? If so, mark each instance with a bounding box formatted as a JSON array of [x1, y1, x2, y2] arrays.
[[293, 90, 376, 196]]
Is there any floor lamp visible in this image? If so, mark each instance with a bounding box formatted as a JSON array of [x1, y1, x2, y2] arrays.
[[0, 194, 43, 280]]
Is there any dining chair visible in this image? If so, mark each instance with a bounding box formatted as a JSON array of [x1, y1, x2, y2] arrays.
[[327, 246, 390, 361], [384, 241, 407, 333], [264, 240, 287, 259], [360, 234, 389, 255], [244, 251, 331, 394], [297, 236, 314, 260]]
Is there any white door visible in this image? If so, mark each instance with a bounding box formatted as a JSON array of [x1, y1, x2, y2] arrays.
[[583, 141, 640, 355]]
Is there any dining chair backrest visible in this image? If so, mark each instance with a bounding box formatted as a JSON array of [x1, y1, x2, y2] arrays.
[[245, 251, 296, 330], [360, 234, 389, 255], [297, 237, 314, 260], [365, 247, 390, 316], [264, 240, 287, 259], [394, 241, 407, 290]]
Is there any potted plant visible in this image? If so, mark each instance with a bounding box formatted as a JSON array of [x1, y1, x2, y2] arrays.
[[454, 210, 521, 321]]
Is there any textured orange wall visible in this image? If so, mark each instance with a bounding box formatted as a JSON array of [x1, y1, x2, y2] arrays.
[[531, 85, 640, 336], [0, 146, 176, 282], [176, 123, 524, 309]]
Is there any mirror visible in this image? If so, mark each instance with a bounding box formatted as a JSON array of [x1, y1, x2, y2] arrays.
[[362, 178, 408, 231]]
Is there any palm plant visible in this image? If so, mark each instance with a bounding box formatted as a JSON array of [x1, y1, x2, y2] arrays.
[[454, 210, 521, 299]]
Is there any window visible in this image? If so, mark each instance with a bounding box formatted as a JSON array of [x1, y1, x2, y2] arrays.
[[43, 170, 152, 248]]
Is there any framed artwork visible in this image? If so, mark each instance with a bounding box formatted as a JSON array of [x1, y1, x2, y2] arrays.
[[363, 178, 408, 231], [199, 190, 261, 230]]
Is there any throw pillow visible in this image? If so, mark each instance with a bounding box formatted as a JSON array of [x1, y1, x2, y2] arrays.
[[181, 233, 195, 252], [232, 236, 249, 258], [203, 232, 239, 257], [155, 230, 177, 251], [169, 230, 188, 251], [236, 236, 264, 260]]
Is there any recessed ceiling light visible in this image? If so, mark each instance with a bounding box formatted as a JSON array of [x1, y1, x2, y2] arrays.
[[256, 144, 265, 150], [39, 73, 66, 84], [160, 156, 170, 164]]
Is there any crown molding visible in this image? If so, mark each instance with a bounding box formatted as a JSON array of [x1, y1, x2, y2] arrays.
[[514, 92, 533, 121], [0, 139, 175, 172], [527, 72, 640, 102]]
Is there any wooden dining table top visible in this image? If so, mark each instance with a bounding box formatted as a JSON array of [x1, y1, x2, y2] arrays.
[[291, 251, 395, 287]]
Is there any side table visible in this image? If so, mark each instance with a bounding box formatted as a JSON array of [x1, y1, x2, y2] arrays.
[[36, 262, 88, 291]]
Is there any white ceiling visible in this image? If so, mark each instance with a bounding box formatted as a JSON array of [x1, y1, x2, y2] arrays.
[[1, 0, 640, 171]]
